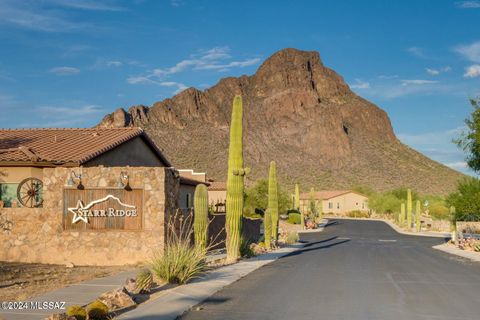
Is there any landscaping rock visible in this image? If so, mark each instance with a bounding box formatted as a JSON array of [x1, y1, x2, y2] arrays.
[[65, 262, 74, 268], [124, 277, 137, 295], [99, 287, 136, 311], [44, 313, 75, 320]]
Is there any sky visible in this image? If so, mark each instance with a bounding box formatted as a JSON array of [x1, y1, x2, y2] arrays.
[[0, 0, 479, 175]]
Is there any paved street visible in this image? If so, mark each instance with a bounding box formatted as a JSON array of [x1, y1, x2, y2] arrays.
[[181, 219, 480, 320]]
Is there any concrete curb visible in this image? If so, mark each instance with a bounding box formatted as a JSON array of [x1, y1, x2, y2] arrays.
[[330, 216, 450, 238], [433, 243, 480, 262], [119, 243, 309, 320]]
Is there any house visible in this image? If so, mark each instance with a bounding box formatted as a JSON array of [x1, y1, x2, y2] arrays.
[[207, 180, 226, 213], [0, 127, 179, 266], [178, 169, 208, 211], [299, 190, 369, 214]]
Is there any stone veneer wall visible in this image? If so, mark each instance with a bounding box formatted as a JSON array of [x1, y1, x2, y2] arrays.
[[0, 166, 179, 266]]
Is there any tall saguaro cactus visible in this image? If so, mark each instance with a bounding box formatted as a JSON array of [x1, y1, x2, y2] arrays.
[[400, 203, 406, 226], [415, 200, 421, 232], [450, 206, 457, 244], [225, 95, 248, 262], [268, 161, 279, 242], [407, 189, 412, 229], [194, 184, 209, 251], [295, 183, 305, 229]]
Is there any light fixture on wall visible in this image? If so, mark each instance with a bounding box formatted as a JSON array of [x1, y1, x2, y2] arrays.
[[68, 171, 84, 189], [118, 171, 131, 190]]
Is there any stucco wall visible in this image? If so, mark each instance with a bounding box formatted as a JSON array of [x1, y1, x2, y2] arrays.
[[300, 192, 369, 214], [0, 166, 179, 266], [84, 137, 166, 167], [0, 167, 43, 183], [208, 190, 226, 205]]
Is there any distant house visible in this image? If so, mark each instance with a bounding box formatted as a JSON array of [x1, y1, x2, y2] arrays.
[[299, 190, 369, 214], [178, 169, 208, 212], [207, 180, 227, 213]]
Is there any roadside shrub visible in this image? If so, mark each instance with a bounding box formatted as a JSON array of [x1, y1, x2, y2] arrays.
[[287, 209, 301, 214], [66, 305, 86, 320], [447, 178, 480, 221], [240, 237, 256, 258], [429, 204, 450, 220], [287, 213, 301, 224], [346, 210, 369, 218], [86, 300, 108, 320], [285, 231, 299, 244], [151, 212, 213, 284], [135, 269, 153, 293]]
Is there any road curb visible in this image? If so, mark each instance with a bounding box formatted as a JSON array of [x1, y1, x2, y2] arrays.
[[433, 243, 480, 262], [118, 243, 309, 320]]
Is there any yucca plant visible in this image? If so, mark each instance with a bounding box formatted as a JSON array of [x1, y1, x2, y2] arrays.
[[135, 269, 153, 293]]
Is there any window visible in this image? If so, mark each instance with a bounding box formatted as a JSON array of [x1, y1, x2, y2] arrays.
[[328, 202, 333, 209], [337, 203, 340, 209], [0, 183, 19, 208], [356, 202, 359, 206], [362, 202, 365, 209], [186, 193, 192, 208]]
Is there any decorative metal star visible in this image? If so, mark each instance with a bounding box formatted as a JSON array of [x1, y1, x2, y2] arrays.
[[68, 200, 89, 224]]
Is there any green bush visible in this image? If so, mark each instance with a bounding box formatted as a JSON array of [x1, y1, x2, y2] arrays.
[[243, 211, 262, 219], [66, 305, 86, 320], [287, 213, 301, 224], [287, 209, 301, 214], [285, 231, 299, 244], [245, 179, 291, 216], [447, 178, 480, 221], [346, 210, 369, 218], [86, 300, 108, 320], [429, 204, 450, 220], [240, 237, 256, 258]]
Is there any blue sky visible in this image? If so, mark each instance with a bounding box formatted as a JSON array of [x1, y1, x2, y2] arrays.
[[0, 0, 479, 175]]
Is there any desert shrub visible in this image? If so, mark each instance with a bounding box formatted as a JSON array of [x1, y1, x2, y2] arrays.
[[285, 231, 299, 244], [347, 210, 369, 218], [287, 209, 301, 214], [240, 237, 256, 258], [368, 193, 401, 214], [428, 204, 450, 220], [135, 269, 153, 293], [447, 178, 480, 221], [66, 305, 86, 320], [245, 179, 291, 216], [151, 212, 211, 284], [287, 213, 301, 224], [86, 300, 108, 320]]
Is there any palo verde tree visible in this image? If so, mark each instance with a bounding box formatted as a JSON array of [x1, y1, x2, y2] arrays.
[[454, 97, 480, 173], [225, 95, 249, 262]]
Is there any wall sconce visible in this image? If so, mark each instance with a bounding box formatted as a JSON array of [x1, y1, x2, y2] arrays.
[[117, 171, 131, 190], [68, 171, 84, 189]]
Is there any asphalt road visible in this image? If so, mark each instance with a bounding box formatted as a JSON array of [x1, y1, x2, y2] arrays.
[[180, 219, 480, 320]]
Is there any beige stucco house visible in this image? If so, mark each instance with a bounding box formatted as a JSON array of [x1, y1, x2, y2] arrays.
[[0, 128, 179, 266], [178, 169, 208, 211], [207, 180, 226, 213], [299, 190, 369, 214]]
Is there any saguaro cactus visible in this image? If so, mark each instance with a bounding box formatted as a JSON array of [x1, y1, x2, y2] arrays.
[[450, 206, 457, 244], [225, 95, 248, 262], [194, 184, 209, 251], [407, 189, 412, 229], [295, 183, 305, 229], [400, 203, 406, 226], [415, 200, 421, 232], [268, 161, 279, 242]]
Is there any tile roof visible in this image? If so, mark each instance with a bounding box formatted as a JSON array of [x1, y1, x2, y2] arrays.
[[299, 190, 366, 200], [0, 127, 171, 166], [207, 181, 226, 191]]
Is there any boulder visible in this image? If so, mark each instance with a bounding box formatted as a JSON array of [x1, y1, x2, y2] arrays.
[[124, 278, 137, 295], [98, 287, 136, 311]]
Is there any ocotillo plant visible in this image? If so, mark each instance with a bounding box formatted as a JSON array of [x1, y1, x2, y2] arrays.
[[225, 95, 249, 262], [400, 203, 406, 226], [268, 161, 279, 242], [407, 189, 412, 229], [415, 200, 421, 232], [193, 184, 209, 251], [450, 206, 457, 244]]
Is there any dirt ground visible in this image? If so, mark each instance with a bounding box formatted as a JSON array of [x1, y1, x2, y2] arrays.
[[0, 261, 132, 301]]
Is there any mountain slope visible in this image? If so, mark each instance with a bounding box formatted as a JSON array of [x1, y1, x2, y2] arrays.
[[98, 48, 464, 195]]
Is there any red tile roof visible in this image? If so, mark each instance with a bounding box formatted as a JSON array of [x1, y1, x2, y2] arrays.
[[207, 181, 226, 191], [0, 127, 171, 166], [299, 190, 367, 200]]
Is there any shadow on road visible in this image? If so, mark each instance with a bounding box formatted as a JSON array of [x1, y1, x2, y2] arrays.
[[283, 238, 351, 258]]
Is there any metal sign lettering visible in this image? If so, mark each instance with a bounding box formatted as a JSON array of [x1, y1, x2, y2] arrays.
[[68, 194, 137, 224]]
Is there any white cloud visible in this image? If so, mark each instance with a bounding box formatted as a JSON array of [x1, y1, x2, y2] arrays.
[[425, 68, 439, 76], [49, 66, 80, 75], [127, 47, 260, 94], [456, 1, 480, 8], [349, 79, 370, 89], [37, 104, 104, 116], [106, 60, 122, 67], [445, 161, 469, 170], [407, 47, 426, 58], [464, 64, 480, 78], [401, 79, 438, 86], [47, 0, 124, 11], [455, 41, 480, 63]]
